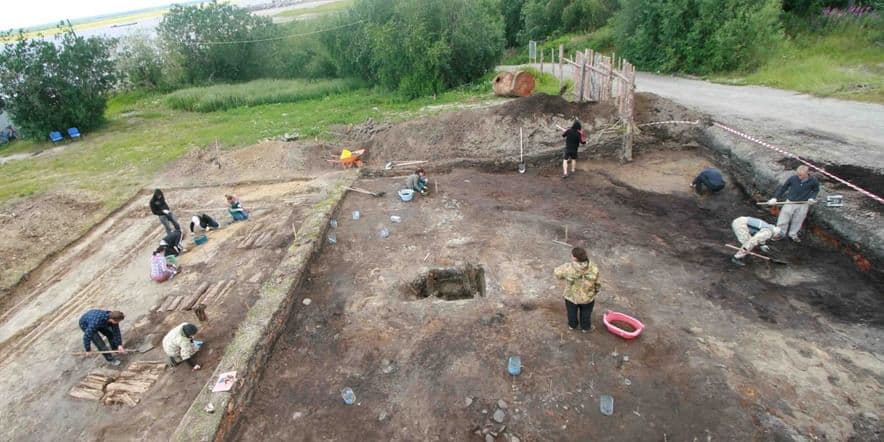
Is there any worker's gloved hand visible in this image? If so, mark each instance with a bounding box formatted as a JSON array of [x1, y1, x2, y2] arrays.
[[767, 198, 777, 205], [117, 346, 126, 354], [808, 198, 816, 204], [163, 210, 170, 214], [192, 364, 201, 371]]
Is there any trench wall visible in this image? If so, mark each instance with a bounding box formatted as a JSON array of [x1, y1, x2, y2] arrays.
[[172, 172, 357, 442]]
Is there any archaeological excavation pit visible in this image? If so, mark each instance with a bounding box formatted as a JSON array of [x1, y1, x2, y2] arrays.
[[407, 263, 486, 300]]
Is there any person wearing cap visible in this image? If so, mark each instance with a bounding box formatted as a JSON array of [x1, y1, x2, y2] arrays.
[[553, 247, 601, 332], [766, 165, 820, 242], [162, 322, 202, 370], [78, 309, 126, 366], [691, 168, 726, 195], [731, 216, 782, 266]]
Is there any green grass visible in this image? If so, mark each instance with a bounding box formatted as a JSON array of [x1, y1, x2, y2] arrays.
[[0, 80, 501, 205], [275, 0, 353, 18], [165, 78, 368, 112], [712, 24, 884, 103]]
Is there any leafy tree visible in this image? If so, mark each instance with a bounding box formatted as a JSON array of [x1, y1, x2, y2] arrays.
[[327, 0, 505, 98], [615, 0, 783, 73], [157, 3, 273, 85], [115, 31, 165, 90], [0, 25, 116, 138], [504, 0, 528, 46]]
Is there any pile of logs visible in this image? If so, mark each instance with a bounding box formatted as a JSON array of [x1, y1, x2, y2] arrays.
[[68, 361, 167, 407]]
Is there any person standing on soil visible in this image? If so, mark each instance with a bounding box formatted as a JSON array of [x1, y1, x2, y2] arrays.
[[691, 168, 726, 195], [162, 322, 202, 371], [78, 309, 125, 366], [730, 216, 782, 266], [560, 120, 586, 179], [406, 168, 429, 195], [767, 165, 820, 242], [226, 194, 249, 221], [553, 247, 600, 332], [149, 189, 181, 235]]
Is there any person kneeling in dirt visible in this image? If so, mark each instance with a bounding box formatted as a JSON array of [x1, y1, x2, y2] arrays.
[[406, 168, 429, 195], [160, 229, 185, 256], [731, 216, 782, 267], [553, 247, 600, 332], [226, 194, 249, 221], [163, 322, 202, 371], [189, 213, 219, 235], [150, 246, 179, 282], [560, 120, 586, 179], [691, 168, 725, 195], [79, 309, 126, 366]]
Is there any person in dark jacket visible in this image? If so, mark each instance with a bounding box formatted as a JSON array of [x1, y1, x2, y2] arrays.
[[160, 229, 184, 257], [189, 214, 219, 235], [150, 189, 181, 235], [691, 168, 726, 195], [78, 309, 125, 366], [766, 165, 820, 242], [560, 120, 586, 178]]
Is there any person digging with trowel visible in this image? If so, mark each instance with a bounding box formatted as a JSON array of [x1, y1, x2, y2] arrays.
[[163, 322, 202, 371], [553, 247, 601, 332], [78, 309, 126, 366], [730, 216, 782, 267], [406, 168, 429, 195]]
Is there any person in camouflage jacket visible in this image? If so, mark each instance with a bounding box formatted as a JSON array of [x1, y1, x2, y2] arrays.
[[554, 247, 600, 331]]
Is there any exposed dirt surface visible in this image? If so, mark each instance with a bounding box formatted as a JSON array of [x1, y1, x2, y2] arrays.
[[0, 170, 340, 441], [233, 152, 884, 441], [0, 191, 105, 300]]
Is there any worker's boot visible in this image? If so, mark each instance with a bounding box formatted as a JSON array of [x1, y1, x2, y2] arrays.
[[730, 257, 746, 267]]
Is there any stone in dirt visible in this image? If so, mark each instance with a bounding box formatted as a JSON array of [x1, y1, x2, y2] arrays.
[[465, 397, 474, 407], [493, 409, 506, 423], [378, 411, 387, 422], [497, 400, 508, 409], [485, 434, 495, 442], [302, 298, 312, 306]]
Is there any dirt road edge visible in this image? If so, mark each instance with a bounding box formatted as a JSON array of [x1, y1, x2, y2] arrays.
[[171, 172, 357, 442]]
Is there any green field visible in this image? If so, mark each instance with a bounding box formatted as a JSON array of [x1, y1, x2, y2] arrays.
[[275, 0, 353, 18], [165, 78, 368, 112]]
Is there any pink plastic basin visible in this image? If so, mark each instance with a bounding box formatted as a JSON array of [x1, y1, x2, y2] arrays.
[[603, 310, 645, 340]]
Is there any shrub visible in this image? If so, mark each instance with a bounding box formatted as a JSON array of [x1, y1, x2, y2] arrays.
[[114, 31, 166, 90], [0, 25, 116, 138]]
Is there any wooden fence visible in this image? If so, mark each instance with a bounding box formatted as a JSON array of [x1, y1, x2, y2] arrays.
[[536, 45, 638, 161]]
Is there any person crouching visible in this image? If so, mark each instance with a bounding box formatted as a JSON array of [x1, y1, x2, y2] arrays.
[[163, 322, 202, 371], [406, 168, 429, 195]]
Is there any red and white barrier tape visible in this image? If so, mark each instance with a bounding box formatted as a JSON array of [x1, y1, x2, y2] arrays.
[[638, 120, 701, 127], [713, 122, 884, 204]]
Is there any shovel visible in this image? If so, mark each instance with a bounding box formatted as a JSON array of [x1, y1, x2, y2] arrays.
[[724, 244, 788, 265], [346, 186, 386, 197], [518, 127, 526, 174]]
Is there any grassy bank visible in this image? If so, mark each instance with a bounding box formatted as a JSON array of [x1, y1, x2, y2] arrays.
[[165, 78, 367, 112], [275, 0, 353, 18], [0, 82, 502, 205], [712, 25, 884, 103]]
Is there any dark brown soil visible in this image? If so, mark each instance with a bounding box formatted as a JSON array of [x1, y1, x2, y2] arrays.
[[232, 158, 883, 441]]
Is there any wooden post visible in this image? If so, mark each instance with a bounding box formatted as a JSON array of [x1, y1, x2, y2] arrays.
[[606, 55, 614, 102], [578, 53, 587, 102], [540, 49, 544, 75], [559, 45, 565, 87]]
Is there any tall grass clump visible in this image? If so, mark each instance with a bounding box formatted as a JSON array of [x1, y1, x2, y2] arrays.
[[165, 78, 367, 112]]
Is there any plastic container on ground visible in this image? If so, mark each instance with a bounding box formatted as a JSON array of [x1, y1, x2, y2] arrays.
[[327, 232, 337, 245], [352, 211, 360, 220], [330, 219, 338, 229], [341, 387, 355, 405], [507, 356, 522, 375], [193, 234, 208, 245], [600, 395, 614, 415], [398, 189, 414, 202], [379, 227, 390, 239], [390, 215, 402, 223]]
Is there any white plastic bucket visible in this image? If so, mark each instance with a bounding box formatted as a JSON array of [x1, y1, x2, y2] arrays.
[[398, 189, 415, 202]]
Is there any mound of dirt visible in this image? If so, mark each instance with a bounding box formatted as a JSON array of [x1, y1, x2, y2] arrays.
[[365, 94, 621, 165], [155, 141, 337, 187]]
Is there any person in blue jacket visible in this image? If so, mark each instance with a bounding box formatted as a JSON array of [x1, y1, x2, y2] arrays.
[[691, 168, 726, 195], [78, 309, 125, 366]]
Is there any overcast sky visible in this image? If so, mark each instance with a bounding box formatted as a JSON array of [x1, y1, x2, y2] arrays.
[[2, 0, 173, 31]]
